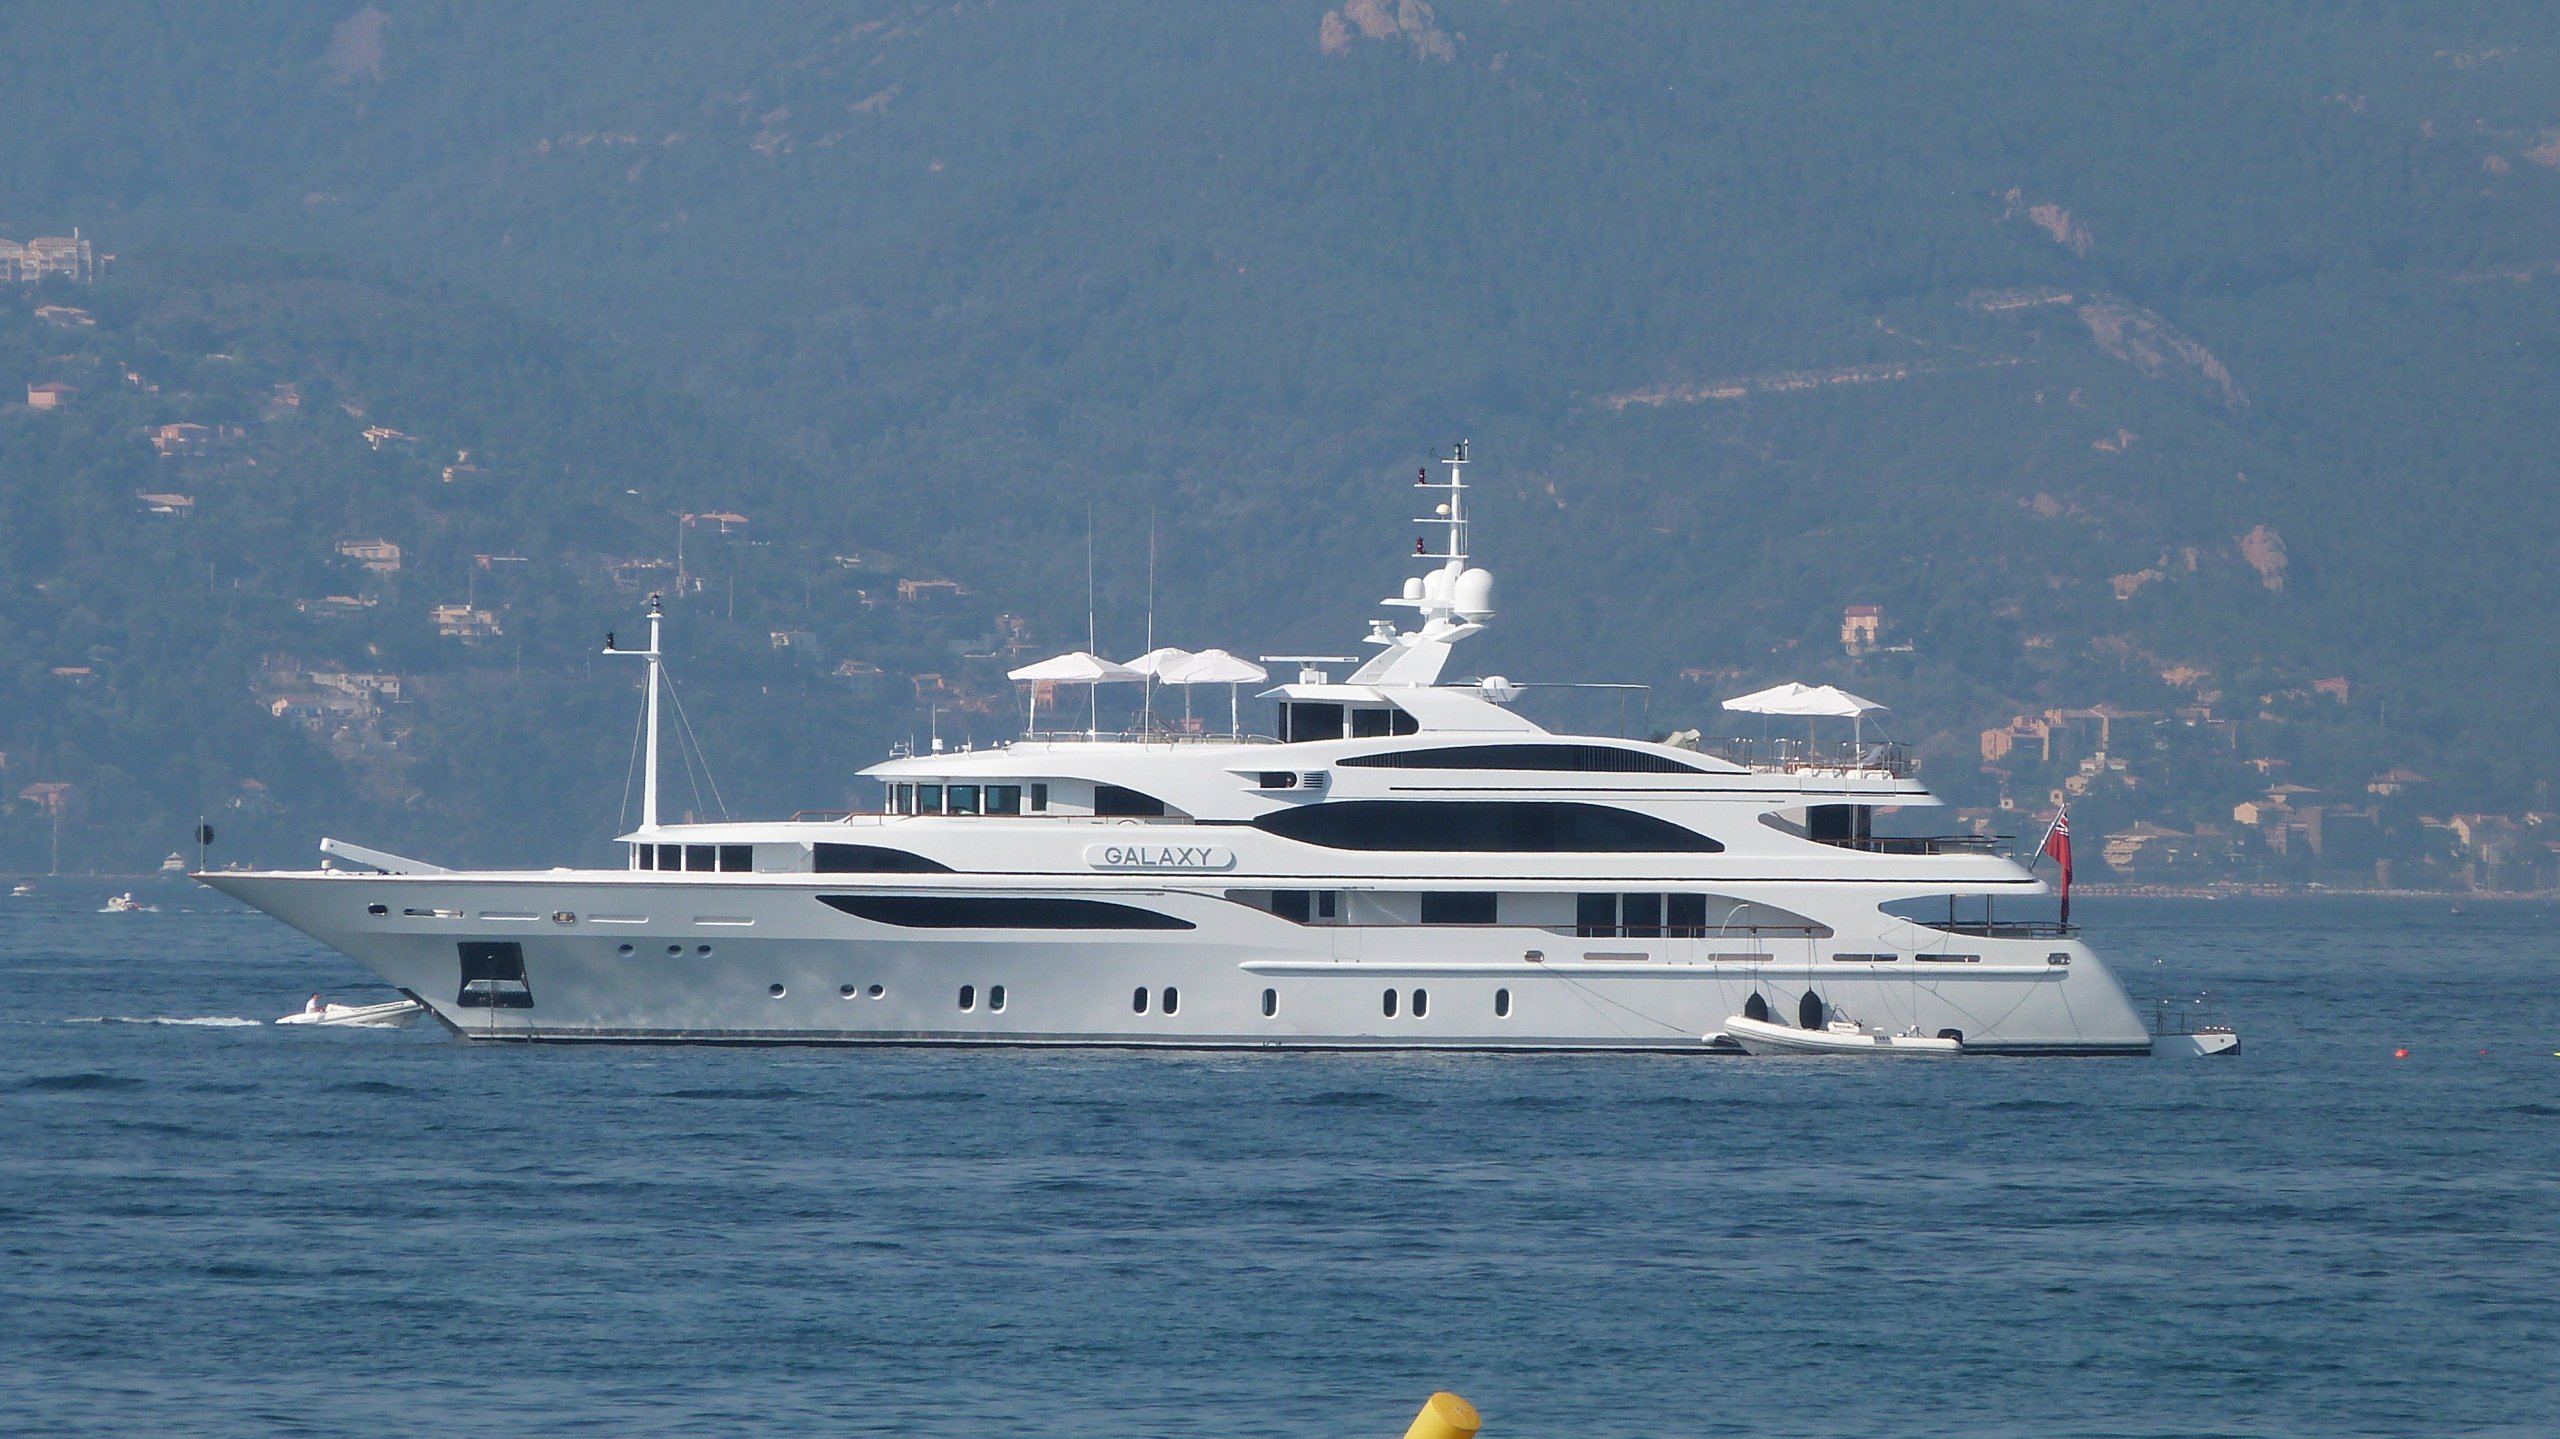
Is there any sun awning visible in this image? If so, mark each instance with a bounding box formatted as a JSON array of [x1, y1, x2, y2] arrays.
[[1123, 646, 1198, 679], [1007, 651, 1144, 684], [1721, 681, 1888, 718], [1161, 648, 1268, 685]]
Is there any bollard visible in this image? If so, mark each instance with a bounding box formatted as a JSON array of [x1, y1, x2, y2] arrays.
[[1402, 1391, 1481, 1439]]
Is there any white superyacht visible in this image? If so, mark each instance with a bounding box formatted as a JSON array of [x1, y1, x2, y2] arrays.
[[204, 444, 2161, 1055]]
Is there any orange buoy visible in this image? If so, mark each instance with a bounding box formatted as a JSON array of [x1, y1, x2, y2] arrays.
[[2393, 1048, 2409, 1059]]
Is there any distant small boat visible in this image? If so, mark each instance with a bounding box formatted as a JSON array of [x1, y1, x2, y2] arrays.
[[277, 996, 426, 1029], [9, 882, 32, 897], [159, 852, 188, 875], [1721, 1012, 1963, 1056], [101, 892, 158, 913]]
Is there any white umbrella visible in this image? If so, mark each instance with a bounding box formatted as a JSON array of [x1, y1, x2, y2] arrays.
[[1721, 682, 1891, 750], [1162, 648, 1269, 735], [1124, 646, 1195, 734], [1008, 651, 1143, 735]]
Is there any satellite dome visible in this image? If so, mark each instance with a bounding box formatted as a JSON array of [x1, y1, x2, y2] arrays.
[[1453, 567, 1496, 621]]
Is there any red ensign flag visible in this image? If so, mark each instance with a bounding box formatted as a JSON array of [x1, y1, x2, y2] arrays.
[[2042, 809, 2074, 926]]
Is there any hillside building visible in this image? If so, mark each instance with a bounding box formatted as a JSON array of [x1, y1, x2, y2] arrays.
[[26, 381, 77, 410], [337, 539, 403, 573], [1, 232, 97, 284], [1840, 603, 1882, 653]]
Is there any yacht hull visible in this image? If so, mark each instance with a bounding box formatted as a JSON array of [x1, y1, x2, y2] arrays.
[[200, 870, 2156, 1056]]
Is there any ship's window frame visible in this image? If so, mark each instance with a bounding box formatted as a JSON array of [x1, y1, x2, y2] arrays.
[[1336, 742, 1709, 774], [1133, 985, 1149, 1014], [820, 895, 1196, 930], [948, 784, 981, 816], [988, 984, 1006, 1011], [1281, 701, 1344, 743], [958, 984, 976, 1011], [814, 843, 953, 874], [986, 785, 1023, 815], [684, 844, 715, 871], [1419, 891, 1497, 925], [1382, 988, 1398, 1017], [1255, 800, 1722, 853], [1350, 707, 1395, 739], [917, 784, 943, 815], [1094, 784, 1170, 818], [718, 844, 753, 872], [1494, 988, 1512, 1018], [1161, 986, 1179, 1015], [1411, 988, 1428, 1017], [1272, 889, 1314, 923], [1261, 988, 1277, 1017], [1029, 783, 1049, 812]]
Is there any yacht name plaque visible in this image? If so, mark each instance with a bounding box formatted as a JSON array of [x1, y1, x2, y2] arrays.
[[1083, 843, 1237, 872]]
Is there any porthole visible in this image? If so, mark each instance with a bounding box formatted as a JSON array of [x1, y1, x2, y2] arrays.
[[1494, 988, 1511, 1018], [552, 910, 577, 925], [867, 984, 885, 999], [1412, 988, 1428, 1018], [666, 944, 683, 956], [1383, 989, 1398, 1018], [959, 984, 976, 1011], [768, 983, 786, 998], [1133, 986, 1150, 1014], [839, 983, 857, 998], [1161, 986, 1178, 1015], [617, 943, 634, 955], [695, 944, 712, 956], [1261, 988, 1277, 1018], [366, 903, 388, 916], [989, 984, 1006, 1012]]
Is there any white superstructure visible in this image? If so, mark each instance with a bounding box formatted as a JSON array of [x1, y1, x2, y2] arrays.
[[203, 443, 2155, 1055]]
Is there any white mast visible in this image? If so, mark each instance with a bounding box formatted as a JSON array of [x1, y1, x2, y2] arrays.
[[1348, 439, 1495, 688], [606, 594, 666, 831]]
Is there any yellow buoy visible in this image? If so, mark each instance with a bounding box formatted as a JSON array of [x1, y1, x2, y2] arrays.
[[1402, 1391, 1482, 1439]]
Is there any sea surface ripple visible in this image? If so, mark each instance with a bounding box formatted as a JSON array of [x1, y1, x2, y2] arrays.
[[1, 889, 2554, 1436]]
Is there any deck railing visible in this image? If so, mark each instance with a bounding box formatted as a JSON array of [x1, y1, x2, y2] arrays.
[[1709, 736, 1914, 777]]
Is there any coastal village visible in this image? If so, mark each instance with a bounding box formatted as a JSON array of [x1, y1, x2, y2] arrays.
[[5, 236, 2555, 891]]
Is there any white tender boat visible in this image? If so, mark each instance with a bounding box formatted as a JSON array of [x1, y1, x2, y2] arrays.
[[201, 441, 2177, 1055], [101, 892, 157, 913], [276, 997, 427, 1028], [1722, 1012, 1964, 1056]]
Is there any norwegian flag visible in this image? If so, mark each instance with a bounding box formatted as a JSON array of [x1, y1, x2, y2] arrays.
[[2040, 808, 2074, 926]]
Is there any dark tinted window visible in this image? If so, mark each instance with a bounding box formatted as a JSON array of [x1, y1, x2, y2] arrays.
[[1336, 743, 1707, 773], [989, 984, 1006, 1011], [813, 844, 953, 874], [1576, 892, 1616, 937], [1254, 801, 1721, 853], [917, 785, 942, 814], [1261, 988, 1277, 1017], [1383, 988, 1398, 1017], [1667, 893, 1708, 936], [1093, 784, 1168, 817], [1029, 783, 1049, 812], [684, 844, 715, 871], [1133, 986, 1149, 1013], [1419, 891, 1497, 925], [1161, 986, 1179, 1014], [1282, 702, 1343, 742], [986, 785, 1023, 815], [1272, 889, 1314, 923], [1623, 893, 1663, 938], [958, 984, 975, 1011], [1494, 988, 1512, 1018], [1351, 707, 1395, 738], [635, 845, 656, 870], [820, 895, 1194, 930], [948, 785, 980, 815], [718, 845, 753, 872], [1412, 988, 1428, 1017]]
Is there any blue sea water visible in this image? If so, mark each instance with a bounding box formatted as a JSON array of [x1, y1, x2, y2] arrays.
[[2, 886, 2555, 1438]]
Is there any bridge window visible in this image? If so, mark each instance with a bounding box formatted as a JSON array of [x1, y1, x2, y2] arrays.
[[948, 785, 980, 815], [1280, 701, 1343, 743], [917, 785, 942, 815], [1255, 801, 1721, 853], [986, 785, 1023, 815]]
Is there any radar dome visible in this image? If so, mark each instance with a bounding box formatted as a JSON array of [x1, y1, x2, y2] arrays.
[[1401, 576, 1424, 601], [1479, 675, 1520, 703], [1453, 567, 1497, 621]]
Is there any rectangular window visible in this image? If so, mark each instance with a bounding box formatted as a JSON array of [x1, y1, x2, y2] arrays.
[[1318, 891, 1338, 920], [986, 785, 1022, 815], [655, 844, 680, 871], [948, 784, 980, 816], [917, 784, 943, 815], [1420, 891, 1497, 925], [1350, 707, 1394, 738], [635, 845, 655, 870], [889, 783, 911, 814], [1271, 890, 1313, 923], [1029, 783, 1049, 812], [718, 845, 753, 872], [1283, 701, 1343, 742], [1576, 892, 1617, 938], [1667, 893, 1708, 937], [1622, 893, 1663, 939], [684, 844, 715, 872]]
